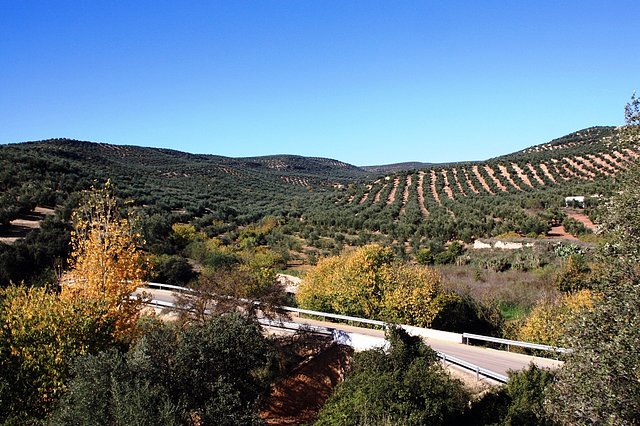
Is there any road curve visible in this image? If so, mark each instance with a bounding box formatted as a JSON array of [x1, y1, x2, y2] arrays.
[[140, 287, 562, 378]]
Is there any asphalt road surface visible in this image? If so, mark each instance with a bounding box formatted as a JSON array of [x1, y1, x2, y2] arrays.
[[140, 287, 562, 378]]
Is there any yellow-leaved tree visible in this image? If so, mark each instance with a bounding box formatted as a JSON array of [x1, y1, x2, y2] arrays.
[[517, 289, 597, 346], [297, 244, 442, 325], [0, 286, 115, 420], [0, 183, 149, 422], [60, 181, 148, 341]]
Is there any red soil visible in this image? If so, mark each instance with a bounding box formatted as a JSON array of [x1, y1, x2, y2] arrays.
[[575, 155, 610, 177], [497, 164, 522, 191], [472, 165, 494, 194], [511, 163, 533, 188], [484, 165, 508, 192], [586, 154, 617, 174], [547, 225, 579, 241], [566, 210, 597, 231], [417, 171, 429, 216], [261, 343, 353, 425], [538, 163, 557, 183], [526, 163, 546, 185], [601, 152, 628, 169], [550, 159, 570, 181]]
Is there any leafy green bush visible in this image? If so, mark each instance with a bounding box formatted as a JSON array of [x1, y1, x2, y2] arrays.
[[51, 314, 277, 426], [466, 364, 556, 426], [150, 255, 197, 286], [314, 327, 469, 426]]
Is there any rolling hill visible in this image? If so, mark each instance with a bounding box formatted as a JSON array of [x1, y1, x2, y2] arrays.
[[1, 126, 638, 244]]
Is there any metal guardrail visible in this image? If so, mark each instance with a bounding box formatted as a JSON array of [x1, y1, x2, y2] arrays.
[[146, 296, 509, 383], [146, 282, 386, 327], [438, 352, 508, 383], [146, 282, 196, 293], [280, 305, 387, 327], [462, 333, 571, 354], [258, 317, 334, 335], [144, 283, 555, 382]]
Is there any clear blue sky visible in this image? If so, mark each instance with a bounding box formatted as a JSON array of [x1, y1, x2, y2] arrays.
[[1, 1, 638, 166]]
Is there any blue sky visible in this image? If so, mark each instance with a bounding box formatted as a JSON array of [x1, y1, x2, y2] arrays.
[[1, 1, 638, 166]]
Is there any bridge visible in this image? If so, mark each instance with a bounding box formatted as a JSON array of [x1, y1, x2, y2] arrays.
[[140, 284, 563, 384]]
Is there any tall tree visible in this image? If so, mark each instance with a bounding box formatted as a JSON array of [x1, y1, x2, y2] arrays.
[[625, 91, 640, 126], [60, 181, 148, 341], [545, 167, 640, 424]]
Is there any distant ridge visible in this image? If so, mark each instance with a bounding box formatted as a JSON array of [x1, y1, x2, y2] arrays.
[[343, 126, 639, 215], [362, 162, 434, 173], [1, 126, 639, 247]]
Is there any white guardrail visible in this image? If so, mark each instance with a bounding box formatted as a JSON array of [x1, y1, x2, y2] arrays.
[[145, 282, 462, 343], [462, 333, 571, 354], [438, 352, 508, 383], [144, 282, 559, 383]]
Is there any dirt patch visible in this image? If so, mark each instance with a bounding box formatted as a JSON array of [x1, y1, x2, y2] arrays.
[[526, 163, 545, 185], [261, 342, 353, 425], [462, 168, 479, 194], [373, 183, 387, 203], [510, 163, 533, 188], [547, 225, 579, 241], [574, 156, 602, 177], [484, 165, 507, 192], [400, 174, 412, 215], [566, 210, 597, 231], [430, 170, 441, 206], [0, 207, 55, 245], [601, 152, 628, 169], [386, 177, 400, 205], [358, 185, 372, 205], [538, 163, 556, 183], [560, 159, 587, 180], [550, 159, 570, 181], [497, 164, 521, 191], [587, 153, 617, 174], [441, 170, 454, 200], [417, 171, 429, 216], [451, 169, 467, 196], [472, 165, 494, 194]]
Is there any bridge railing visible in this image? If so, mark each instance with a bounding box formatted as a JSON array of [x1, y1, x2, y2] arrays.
[[462, 333, 571, 354], [438, 352, 508, 383], [145, 282, 462, 343], [145, 283, 569, 352], [145, 295, 509, 383]]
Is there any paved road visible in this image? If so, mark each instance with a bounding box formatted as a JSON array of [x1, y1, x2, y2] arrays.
[[140, 287, 562, 378]]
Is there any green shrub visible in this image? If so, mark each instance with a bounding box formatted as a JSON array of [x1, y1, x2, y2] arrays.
[[314, 327, 469, 426]]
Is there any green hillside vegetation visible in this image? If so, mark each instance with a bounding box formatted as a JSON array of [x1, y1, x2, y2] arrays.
[[1, 110, 640, 424], [1, 125, 638, 328]]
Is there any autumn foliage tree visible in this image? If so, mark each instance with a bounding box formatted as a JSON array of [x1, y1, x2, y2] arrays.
[[297, 244, 455, 328], [517, 289, 597, 347], [0, 182, 150, 423], [60, 181, 148, 341], [0, 286, 116, 422]]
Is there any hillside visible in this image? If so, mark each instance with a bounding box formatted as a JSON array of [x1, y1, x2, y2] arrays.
[[361, 162, 435, 174], [1, 126, 638, 248], [0, 139, 368, 226], [307, 126, 639, 243]]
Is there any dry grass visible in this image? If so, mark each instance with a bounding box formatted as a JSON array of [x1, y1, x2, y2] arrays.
[[438, 264, 559, 314]]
